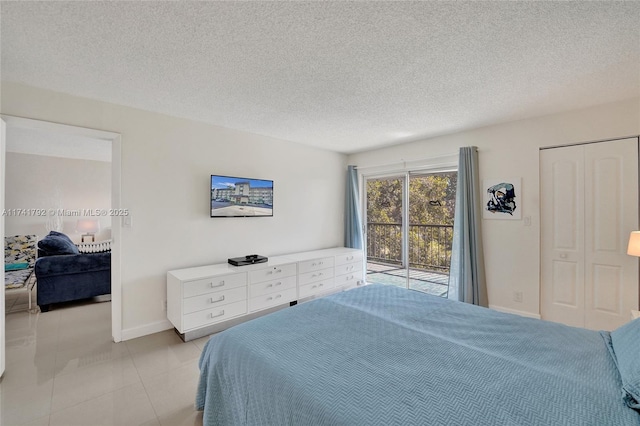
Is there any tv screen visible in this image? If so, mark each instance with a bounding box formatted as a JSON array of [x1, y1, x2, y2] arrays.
[[210, 175, 273, 217]]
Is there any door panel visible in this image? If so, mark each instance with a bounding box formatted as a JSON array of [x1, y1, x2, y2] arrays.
[[541, 145, 585, 327], [591, 264, 621, 314], [584, 138, 638, 330], [551, 260, 579, 307]]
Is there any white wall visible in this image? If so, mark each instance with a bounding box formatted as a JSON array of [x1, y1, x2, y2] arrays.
[[5, 153, 111, 242], [1, 83, 347, 338], [349, 97, 640, 317]]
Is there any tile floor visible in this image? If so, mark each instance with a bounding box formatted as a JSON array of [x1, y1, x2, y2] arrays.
[[1, 292, 209, 426]]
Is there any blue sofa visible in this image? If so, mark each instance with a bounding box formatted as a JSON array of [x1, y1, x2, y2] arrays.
[[35, 231, 111, 312]]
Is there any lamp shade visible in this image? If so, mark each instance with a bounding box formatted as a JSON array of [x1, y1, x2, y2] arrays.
[[627, 231, 640, 257], [76, 219, 100, 234]]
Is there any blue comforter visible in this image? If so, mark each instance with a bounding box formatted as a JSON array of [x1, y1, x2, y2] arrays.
[[196, 284, 640, 425]]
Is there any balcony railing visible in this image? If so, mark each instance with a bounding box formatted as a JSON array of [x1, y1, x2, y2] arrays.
[[366, 222, 454, 273]]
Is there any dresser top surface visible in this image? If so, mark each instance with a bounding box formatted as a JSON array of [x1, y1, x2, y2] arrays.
[[284, 247, 362, 261], [168, 255, 296, 281]]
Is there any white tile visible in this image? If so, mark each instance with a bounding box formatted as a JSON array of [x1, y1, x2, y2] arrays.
[[51, 355, 140, 412], [190, 335, 213, 351], [5, 310, 61, 339], [0, 352, 56, 391], [125, 330, 186, 354], [18, 414, 51, 426], [49, 382, 158, 426], [5, 337, 57, 373], [142, 363, 200, 419], [54, 339, 130, 377], [56, 321, 113, 352], [126, 331, 201, 380], [0, 380, 53, 426], [58, 300, 110, 325]]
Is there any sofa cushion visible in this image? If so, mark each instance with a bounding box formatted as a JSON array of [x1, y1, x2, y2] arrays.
[[38, 232, 79, 255]]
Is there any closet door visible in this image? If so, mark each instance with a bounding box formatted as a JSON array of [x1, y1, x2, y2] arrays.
[[540, 145, 585, 328], [540, 137, 639, 330], [584, 138, 638, 330]]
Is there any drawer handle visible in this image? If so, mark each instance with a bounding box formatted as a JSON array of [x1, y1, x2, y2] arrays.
[[268, 294, 283, 301], [347, 256, 353, 260], [312, 283, 324, 289], [347, 266, 354, 271], [275, 282, 282, 286], [210, 295, 225, 304], [275, 294, 282, 299], [210, 310, 225, 318], [312, 272, 323, 278], [267, 282, 282, 288], [211, 281, 225, 288]]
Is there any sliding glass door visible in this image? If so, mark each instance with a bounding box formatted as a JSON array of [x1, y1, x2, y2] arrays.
[[365, 171, 456, 296]]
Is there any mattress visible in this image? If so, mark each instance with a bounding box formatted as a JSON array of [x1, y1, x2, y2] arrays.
[[196, 284, 640, 425]]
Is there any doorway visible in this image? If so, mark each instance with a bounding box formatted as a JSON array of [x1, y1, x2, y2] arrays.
[[365, 171, 457, 296], [1, 115, 122, 341]]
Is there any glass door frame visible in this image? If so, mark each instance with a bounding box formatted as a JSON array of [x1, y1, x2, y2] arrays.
[[361, 160, 458, 290]]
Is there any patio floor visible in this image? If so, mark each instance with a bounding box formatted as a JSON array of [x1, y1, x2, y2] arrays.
[[366, 261, 449, 297]]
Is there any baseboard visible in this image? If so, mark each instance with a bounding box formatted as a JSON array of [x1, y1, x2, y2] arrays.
[[120, 319, 173, 341], [489, 304, 541, 320]]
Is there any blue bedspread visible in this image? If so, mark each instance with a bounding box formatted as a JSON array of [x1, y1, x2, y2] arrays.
[[196, 285, 640, 425]]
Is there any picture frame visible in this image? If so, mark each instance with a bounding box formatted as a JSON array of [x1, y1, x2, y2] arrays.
[[482, 177, 522, 220]]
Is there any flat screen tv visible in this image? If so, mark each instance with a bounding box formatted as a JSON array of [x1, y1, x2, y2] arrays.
[[211, 175, 273, 217]]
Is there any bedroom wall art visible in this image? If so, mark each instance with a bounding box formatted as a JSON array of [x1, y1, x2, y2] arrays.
[[483, 178, 521, 220]]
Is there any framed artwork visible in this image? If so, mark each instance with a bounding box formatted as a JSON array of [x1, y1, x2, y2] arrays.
[[483, 178, 521, 220]]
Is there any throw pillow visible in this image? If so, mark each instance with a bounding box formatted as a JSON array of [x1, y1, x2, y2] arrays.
[[37, 232, 80, 255]]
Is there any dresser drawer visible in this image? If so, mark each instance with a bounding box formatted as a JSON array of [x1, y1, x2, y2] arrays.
[[335, 251, 363, 266], [335, 261, 363, 276], [249, 263, 297, 284], [298, 257, 335, 274], [183, 286, 247, 315], [299, 267, 333, 286], [250, 275, 296, 298], [183, 273, 246, 298], [342, 280, 366, 291], [249, 287, 297, 312], [183, 300, 247, 331], [334, 272, 360, 287], [299, 279, 335, 299]]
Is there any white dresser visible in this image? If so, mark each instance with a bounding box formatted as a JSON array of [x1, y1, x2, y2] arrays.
[[167, 248, 364, 340]]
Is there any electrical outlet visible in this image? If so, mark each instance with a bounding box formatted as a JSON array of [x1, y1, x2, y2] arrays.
[[513, 291, 523, 303]]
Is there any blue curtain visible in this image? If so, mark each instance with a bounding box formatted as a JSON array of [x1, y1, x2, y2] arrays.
[[345, 165, 363, 249], [448, 147, 488, 306]]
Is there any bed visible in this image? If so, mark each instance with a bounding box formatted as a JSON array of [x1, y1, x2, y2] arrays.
[[196, 284, 640, 425]]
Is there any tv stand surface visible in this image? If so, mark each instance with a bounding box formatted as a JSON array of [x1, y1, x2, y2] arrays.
[[167, 247, 364, 341]]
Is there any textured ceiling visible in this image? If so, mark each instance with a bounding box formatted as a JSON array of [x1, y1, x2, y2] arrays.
[[1, 2, 639, 153]]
